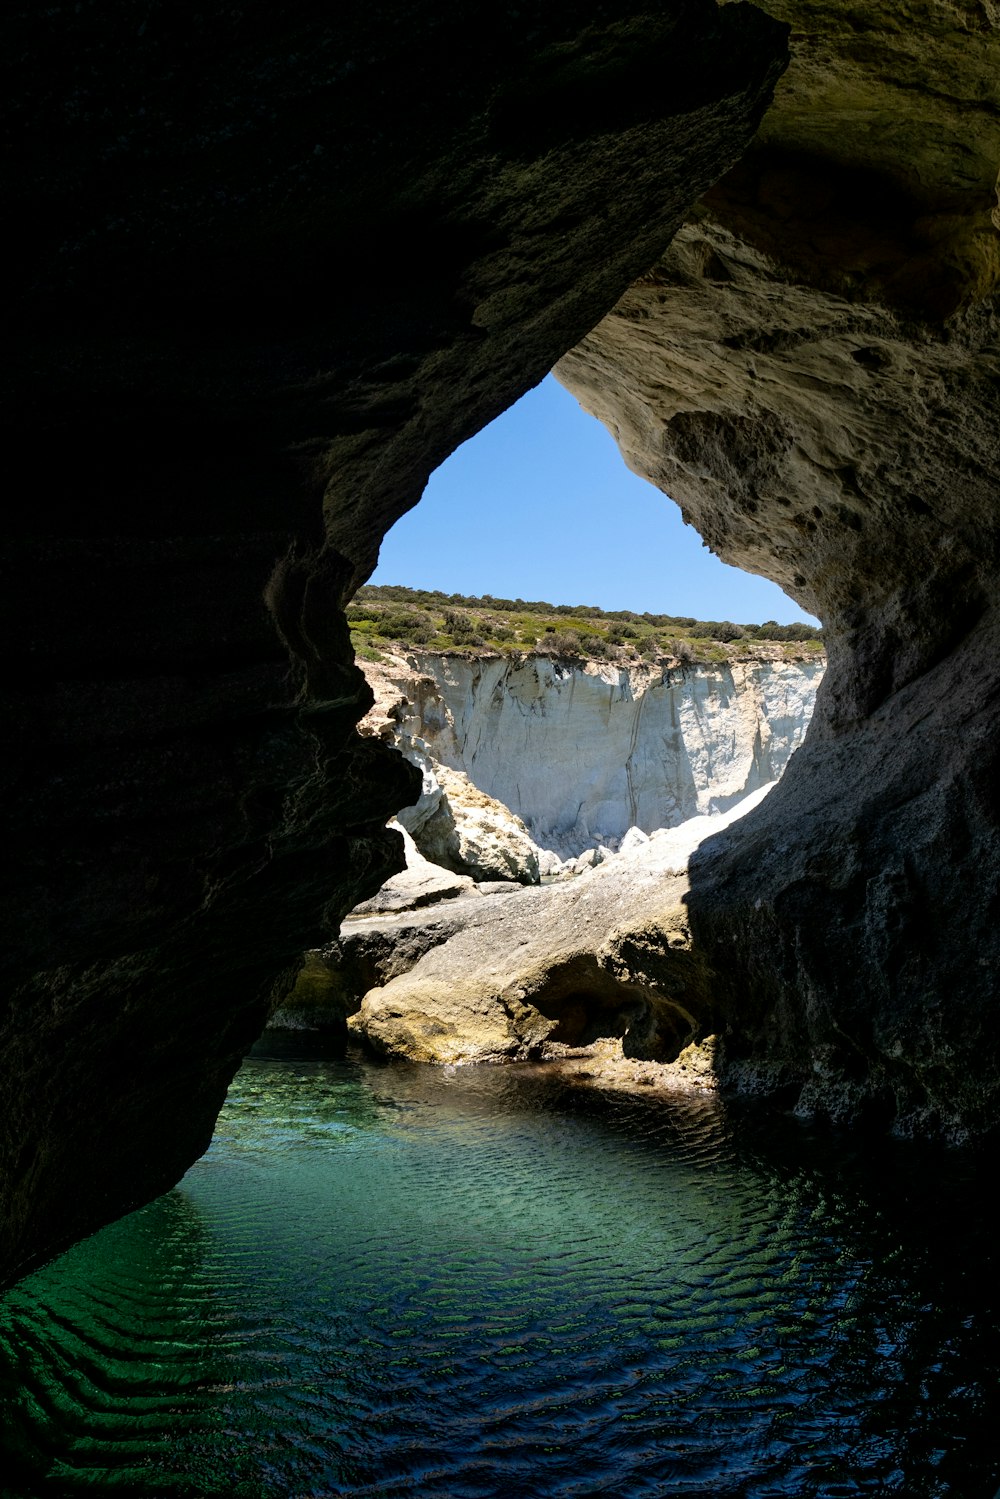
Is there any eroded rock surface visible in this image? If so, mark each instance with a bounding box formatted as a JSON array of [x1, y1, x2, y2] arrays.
[[557, 52, 1000, 1135], [272, 889, 497, 1034], [400, 757, 542, 885], [349, 864, 701, 1066], [350, 823, 477, 915], [347, 788, 773, 1066]]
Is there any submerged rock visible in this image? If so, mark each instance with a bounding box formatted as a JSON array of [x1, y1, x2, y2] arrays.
[[543, 1035, 720, 1096]]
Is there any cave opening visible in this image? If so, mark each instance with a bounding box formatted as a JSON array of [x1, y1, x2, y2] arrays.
[[370, 372, 818, 631], [355, 370, 824, 861], [283, 368, 826, 1072]]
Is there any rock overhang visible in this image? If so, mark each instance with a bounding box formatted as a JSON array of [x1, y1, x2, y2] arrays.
[[2, 0, 792, 1289]]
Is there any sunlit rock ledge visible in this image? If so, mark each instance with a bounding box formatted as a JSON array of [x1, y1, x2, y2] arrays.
[[278, 785, 777, 1077]]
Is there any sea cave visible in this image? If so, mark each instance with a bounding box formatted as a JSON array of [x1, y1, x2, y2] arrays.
[[3, 0, 1000, 1491]]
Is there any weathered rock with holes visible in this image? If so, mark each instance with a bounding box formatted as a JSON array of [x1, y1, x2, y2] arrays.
[[348, 865, 705, 1066], [557, 156, 1000, 1138]]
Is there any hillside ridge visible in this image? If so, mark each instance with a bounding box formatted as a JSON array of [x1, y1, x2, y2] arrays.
[[351, 584, 825, 668]]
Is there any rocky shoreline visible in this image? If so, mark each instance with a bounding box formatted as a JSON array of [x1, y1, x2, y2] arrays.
[[274, 647, 821, 1103], [273, 647, 821, 1096], [274, 769, 777, 1099]]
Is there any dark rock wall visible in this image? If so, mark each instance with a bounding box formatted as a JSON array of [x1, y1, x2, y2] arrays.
[[557, 101, 1000, 1135], [1, 2, 787, 1286]]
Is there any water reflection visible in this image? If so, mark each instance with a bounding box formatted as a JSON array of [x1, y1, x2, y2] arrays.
[[1, 1037, 998, 1497]]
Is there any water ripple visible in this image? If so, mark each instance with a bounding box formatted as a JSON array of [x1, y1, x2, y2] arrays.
[[2, 1042, 999, 1497]]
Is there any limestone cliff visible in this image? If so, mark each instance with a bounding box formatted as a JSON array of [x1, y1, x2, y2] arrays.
[[363, 650, 822, 863]]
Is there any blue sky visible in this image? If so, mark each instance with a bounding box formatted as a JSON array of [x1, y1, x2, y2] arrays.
[[372, 375, 818, 625]]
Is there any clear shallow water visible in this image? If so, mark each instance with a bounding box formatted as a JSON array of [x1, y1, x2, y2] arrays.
[[1, 1036, 998, 1498]]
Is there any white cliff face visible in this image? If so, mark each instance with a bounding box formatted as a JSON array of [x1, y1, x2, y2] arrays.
[[368, 652, 823, 863]]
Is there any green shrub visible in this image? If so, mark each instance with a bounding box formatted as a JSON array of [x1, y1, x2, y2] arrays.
[[542, 630, 583, 655], [444, 609, 478, 639], [377, 609, 435, 640], [351, 636, 385, 663], [578, 634, 608, 657], [666, 638, 696, 665], [350, 585, 823, 651]]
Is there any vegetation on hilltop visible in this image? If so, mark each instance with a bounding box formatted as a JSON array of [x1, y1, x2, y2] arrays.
[[349, 585, 824, 667]]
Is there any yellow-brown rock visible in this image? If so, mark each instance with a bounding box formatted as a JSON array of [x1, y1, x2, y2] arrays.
[[723, 0, 1000, 317], [349, 852, 713, 1067]]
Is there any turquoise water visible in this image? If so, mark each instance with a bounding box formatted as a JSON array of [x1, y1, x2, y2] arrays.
[[1, 1035, 998, 1497]]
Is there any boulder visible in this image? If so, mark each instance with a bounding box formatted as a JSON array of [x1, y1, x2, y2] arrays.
[[537, 848, 567, 879], [572, 847, 605, 873], [350, 823, 477, 915], [348, 857, 705, 1065], [409, 763, 541, 885], [348, 789, 772, 1065], [619, 826, 651, 856]]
